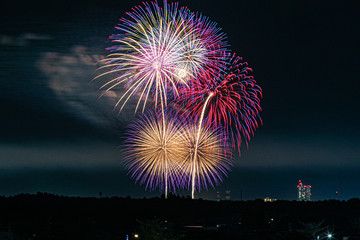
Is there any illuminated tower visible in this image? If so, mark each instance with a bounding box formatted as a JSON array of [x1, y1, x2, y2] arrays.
[[225, 191, 231, 200], [297, 180, 304, 201], [305, 185, 311, 201], [297, 180, 312, 201]]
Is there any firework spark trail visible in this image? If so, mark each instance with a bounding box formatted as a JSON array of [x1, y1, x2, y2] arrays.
[[124, 113, 186, 197], [190, 92, 214, 199], [176, 52, 262, 153], [177, 122, 232, 192]]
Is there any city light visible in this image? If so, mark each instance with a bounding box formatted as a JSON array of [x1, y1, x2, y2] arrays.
[[325, 231, 334, 239]]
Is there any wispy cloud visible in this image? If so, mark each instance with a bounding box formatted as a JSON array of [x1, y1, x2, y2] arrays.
[[0, 33, 51, 47], [36, 45, 146, 131], [0, 140, 121, 169]]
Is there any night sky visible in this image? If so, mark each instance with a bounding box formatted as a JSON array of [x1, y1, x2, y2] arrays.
[[0, 0, 358, 200]]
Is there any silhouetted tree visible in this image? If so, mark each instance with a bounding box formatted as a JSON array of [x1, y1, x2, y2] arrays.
[[297, 220, 327, 240], [351, 217, 360, 231], [137, 219, 184, 240]]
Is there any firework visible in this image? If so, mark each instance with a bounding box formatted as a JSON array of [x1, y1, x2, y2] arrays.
[[124, 113, 186, 198], [95, 1, 253, 198], [96, 1, 227, 115], [182, 11, 228, 77], [125, 112, 231, 197], [178, 124, 231, 193], [176, 52, 262, 151]]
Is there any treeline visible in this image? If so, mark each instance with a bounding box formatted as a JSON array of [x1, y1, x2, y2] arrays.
[[0, 192, 360, 240]]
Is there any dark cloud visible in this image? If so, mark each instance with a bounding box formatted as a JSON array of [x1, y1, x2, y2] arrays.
[[237, 134, 360, 168], [0, 33, 51, 47], [0, 140, 121, 169]]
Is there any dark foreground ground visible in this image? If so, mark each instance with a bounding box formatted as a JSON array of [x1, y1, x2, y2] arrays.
[[1, 193, 360, 240]]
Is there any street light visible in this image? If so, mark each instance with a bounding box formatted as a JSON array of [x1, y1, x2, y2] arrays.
[[327, 233, 333, 239]]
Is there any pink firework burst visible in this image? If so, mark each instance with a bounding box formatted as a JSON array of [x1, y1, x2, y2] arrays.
[[176, 52, 262, 152]]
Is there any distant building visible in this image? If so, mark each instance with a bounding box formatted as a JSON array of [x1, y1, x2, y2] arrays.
[[216, 192, 221, 202], [225, 191, 231, 200], [305, 185, 311, 201], [297, 180, 312, 201], [264, 197, 277, 202]]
